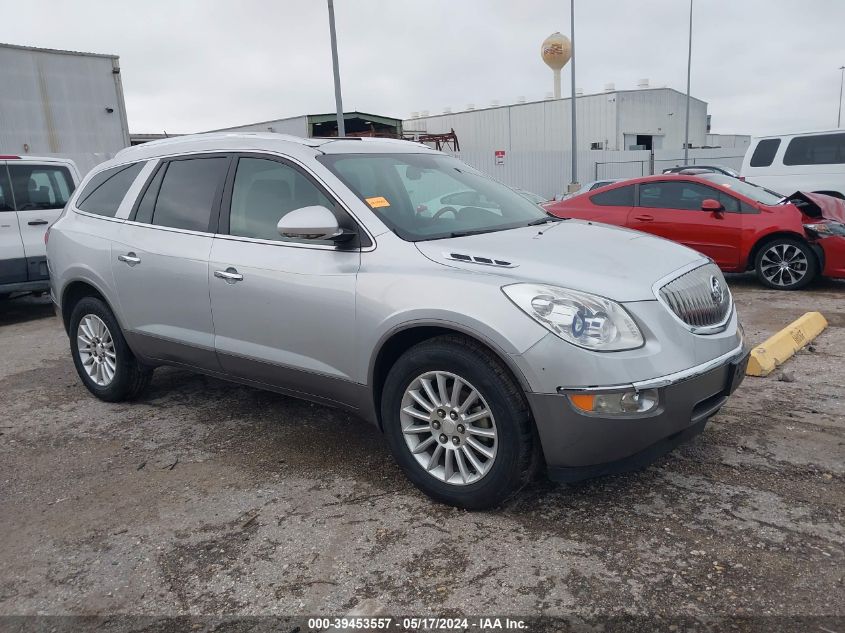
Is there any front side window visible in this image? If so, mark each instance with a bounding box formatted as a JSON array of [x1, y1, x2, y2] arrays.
[[228, 157, 339, 243], [318, 153, 547, 241], [149, 157, 229, 231], [638, 181, 715, 211], [7, 164, 74, 211], [749, 139, 781, 167], [77, 162, 144, 217], [783, 133, 845, 166]]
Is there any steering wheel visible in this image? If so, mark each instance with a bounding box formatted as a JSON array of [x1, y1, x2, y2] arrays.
[[431, 206, 459, 221]]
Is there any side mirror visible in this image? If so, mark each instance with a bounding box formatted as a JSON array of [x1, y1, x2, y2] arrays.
[[701, 198, 724, 216], [277, 206, 351, 242]]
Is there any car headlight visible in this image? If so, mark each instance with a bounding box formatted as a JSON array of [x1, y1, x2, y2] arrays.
[[804, 222, 845, 237], [502, 283, 644, 351]]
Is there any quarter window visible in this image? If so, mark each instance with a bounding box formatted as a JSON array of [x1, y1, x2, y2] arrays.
[[749, 139, 780, 167], [228, 157, 338, 243], [783, 133, 845, 166], [591, 185, 634, 206], [77, 162, 144, 217], [7, 164, 74, 211], [149, 157, 229, 232]]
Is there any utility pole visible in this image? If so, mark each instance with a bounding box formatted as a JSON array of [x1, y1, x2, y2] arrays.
[[327, 0, 345, 137], [838, 65, 845, 128], [569, 0, 578, 189], [683, 0, 693, 163]]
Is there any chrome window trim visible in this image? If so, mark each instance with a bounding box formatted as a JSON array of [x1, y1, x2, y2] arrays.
[[212, 231, 371, 252], [651, 259, 734, 335], [558, 338, 746, 394]]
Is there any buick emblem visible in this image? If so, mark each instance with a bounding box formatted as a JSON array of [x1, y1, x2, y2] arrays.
[[709, 275, 724, 303]]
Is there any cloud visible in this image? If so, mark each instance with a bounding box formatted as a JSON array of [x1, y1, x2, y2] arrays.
[[3, 0, 842, 135]]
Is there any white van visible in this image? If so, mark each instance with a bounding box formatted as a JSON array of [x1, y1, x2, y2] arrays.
[[1, 155, 81, 299], [741, 130, 845, 198]]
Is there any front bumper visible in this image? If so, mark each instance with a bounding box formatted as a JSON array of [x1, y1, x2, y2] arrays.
[[527, 345, 749, 482], [819, 235, 845, 279]]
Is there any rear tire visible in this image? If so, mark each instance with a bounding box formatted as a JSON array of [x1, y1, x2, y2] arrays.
[[69, 297, 152, 401], [754, 237, 817, 290], [381, 335, 534, 510]]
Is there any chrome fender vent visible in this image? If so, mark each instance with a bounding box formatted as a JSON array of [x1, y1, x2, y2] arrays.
[[443, 252, 518, 268]]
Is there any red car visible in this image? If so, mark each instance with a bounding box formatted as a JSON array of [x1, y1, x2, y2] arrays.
[[546, 173, 845, 290]]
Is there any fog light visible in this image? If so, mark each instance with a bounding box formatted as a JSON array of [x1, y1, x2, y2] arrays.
[[568, 389, 659, 415]]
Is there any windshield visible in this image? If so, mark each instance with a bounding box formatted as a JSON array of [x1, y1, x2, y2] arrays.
[[699, 173, 784, 205], [317, 153, 549, 241]]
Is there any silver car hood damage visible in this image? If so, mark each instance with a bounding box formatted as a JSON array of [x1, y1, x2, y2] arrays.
[[414, 220, 706, 302]]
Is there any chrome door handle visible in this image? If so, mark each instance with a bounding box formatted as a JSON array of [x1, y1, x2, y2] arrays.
[[214, 267, 243, 283], [634, 214, 654, 221], [118, 252, 141, 266]]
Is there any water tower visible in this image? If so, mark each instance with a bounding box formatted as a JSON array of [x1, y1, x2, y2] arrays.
[[541, 32, 572, 99]]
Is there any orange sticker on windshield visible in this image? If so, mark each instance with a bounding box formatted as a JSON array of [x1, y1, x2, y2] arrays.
[[365, 196, 390, 208]]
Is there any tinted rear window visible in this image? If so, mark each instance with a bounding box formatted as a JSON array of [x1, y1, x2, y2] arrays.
[[591, 185, 634, 206], [783, 133, 845, 166], [749, 139, 781, 167], [7, 164, 74, 210], [150, 157, 229, 231], [77, 162, 144, 217]]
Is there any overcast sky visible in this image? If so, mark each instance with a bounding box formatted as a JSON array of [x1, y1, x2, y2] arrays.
[[4, 0, 844, 136]]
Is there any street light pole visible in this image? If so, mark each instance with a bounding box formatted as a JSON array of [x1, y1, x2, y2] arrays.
[[570, 0, 578, 189], [327, 0, 345, 137], [838, 65, 845, 128], [683, 0, 693, 163]]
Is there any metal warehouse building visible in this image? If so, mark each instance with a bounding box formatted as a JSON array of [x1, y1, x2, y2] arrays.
[[0, 43, 130, 171], [403, 85, 708, 154], [209, 111, 403, 139]]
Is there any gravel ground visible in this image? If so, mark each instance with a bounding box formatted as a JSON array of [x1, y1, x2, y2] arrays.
[[0, 276, 842, 627]]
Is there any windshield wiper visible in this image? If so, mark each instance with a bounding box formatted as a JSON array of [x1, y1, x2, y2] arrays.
[[447, 228, 503, 238], [526, 216, 565, 226]]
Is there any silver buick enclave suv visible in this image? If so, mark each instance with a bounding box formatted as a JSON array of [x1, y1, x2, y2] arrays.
[[47, 133, 748, 509]]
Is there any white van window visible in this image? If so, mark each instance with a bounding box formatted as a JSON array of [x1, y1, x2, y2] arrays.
[[749, 139, 781, 167], [783, 133, 845, 166], [7, 164, 74, 210]]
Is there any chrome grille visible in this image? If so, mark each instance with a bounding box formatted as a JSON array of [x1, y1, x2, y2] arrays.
[[658, 263, 732, 331]]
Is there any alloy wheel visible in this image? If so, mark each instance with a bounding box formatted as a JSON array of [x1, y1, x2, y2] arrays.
[[77, 314, 117, 386], [760, 243, 809, 287], [399, 370, 498, 486]]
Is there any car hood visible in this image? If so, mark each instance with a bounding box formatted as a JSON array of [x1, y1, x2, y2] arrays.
[[414, 220, 706, 302], [786, 191, 845, 223]]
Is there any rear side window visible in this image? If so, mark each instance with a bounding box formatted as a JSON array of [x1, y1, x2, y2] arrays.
[[0, 167, 13, 211], [783, 133, 845, 166], [591, 185, 634, 206], [749, 139, 781, 167], [149, 157, 229, 232], [77, 162, 144, 217], [7, 164, 74, 210]]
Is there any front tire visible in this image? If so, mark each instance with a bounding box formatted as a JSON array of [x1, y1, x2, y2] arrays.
[[69, 297, 152, 401], [755, 238, 817, 290], [381, 335, 534, 510]]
